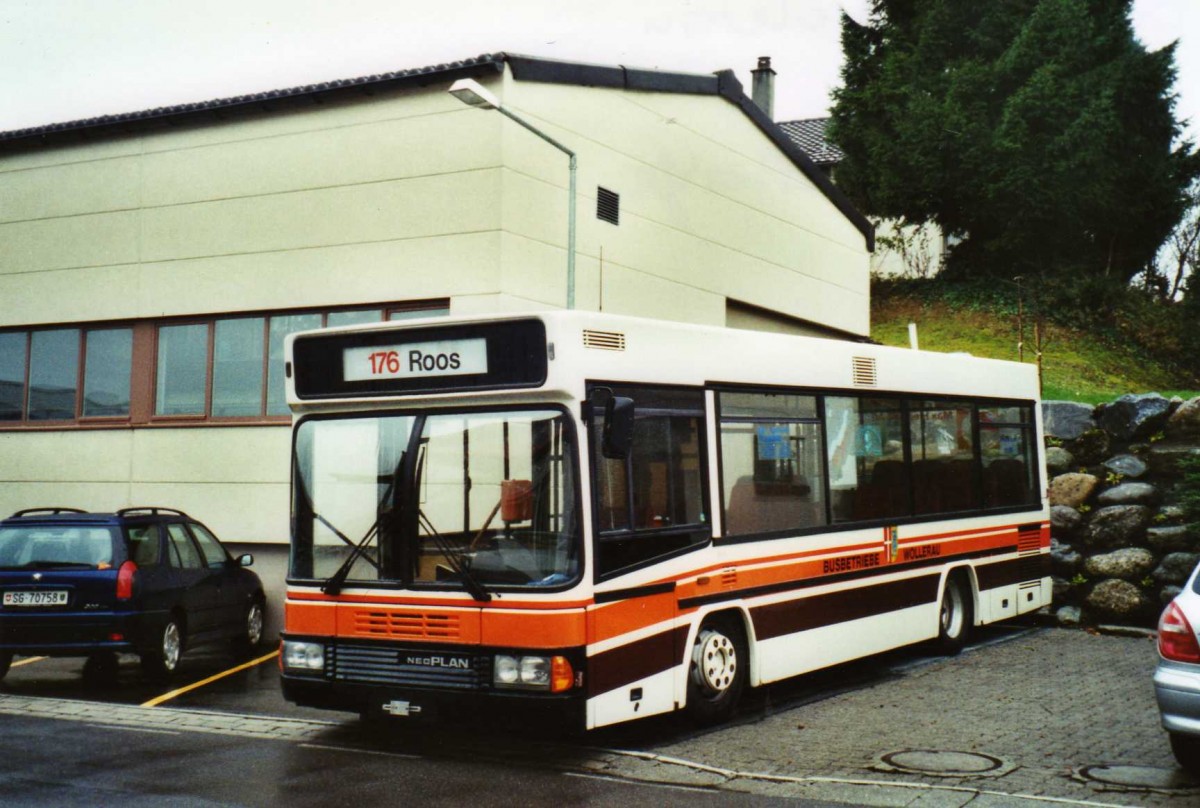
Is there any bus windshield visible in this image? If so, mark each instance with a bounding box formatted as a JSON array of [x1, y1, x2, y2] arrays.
[[291, 408, 580, 591]]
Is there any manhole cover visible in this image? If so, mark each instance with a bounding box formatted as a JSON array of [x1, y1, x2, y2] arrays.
[[874, 749, 1012, 778], [1076, 764, 1198, 791]]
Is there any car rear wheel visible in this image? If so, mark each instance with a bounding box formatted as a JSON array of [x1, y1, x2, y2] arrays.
[[233, 599, 265, 657], [0, 652, 11, 681], [142, 616, 183, 679], [1170, 733, 1200, 775]]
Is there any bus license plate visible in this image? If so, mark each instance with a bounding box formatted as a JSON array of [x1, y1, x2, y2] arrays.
[[3, 590, 68, 607]]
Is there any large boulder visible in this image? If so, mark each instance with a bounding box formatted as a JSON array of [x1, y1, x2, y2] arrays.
[[1045, 446, 1075, 476], [1067, 429, 1111, 466], [1147, 525, 1194, 554], [1146, 444, 1200, 477], [1103, 454, 1148, 479], [1166, 396, 1200, 440], [1152, 552, 1200, 586], [1080, 505, 1151, 549], [1043, 401, 1096, 441], [1096, 482, 1159, 507], [1083, 547, 1156, 581], [1049, 473, 1099, 509], [1085, 579, 1154, 621], [1099, 393, 1172, 442], [1050, 539, 1082, 576], [1050, 505, 1083, 536]]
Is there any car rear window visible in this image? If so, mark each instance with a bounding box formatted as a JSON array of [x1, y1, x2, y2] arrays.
[[0, 525, 119, 569]]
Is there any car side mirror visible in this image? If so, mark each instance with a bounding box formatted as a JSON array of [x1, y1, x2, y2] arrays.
[[238, 553, 254, 568]]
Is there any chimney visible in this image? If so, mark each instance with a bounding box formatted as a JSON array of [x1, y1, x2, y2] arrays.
[[751, 56, 776, 120]]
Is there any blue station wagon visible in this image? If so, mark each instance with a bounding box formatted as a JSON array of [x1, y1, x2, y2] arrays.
[[0, 507, 265, 680]]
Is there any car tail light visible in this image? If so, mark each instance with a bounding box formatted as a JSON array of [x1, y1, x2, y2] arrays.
[[116, 560, 138, 600], [1158, 602, 1200, 663]]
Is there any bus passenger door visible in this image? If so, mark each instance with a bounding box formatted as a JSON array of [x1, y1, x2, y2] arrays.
[[585, 384, 711, 729]]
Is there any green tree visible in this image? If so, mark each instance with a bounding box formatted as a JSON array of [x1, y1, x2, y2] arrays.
[[830, 0, 1200, 283]]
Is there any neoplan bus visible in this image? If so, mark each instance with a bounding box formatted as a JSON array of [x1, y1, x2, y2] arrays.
[[279, 311, 1049, 730]]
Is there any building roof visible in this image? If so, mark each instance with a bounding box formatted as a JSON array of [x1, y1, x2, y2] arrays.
[[778, 118, 843, 167], [0, 53, 871, 251]]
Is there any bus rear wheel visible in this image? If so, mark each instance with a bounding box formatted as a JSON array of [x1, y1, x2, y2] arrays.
[[685, 616, 747, 725], [936, 573, 972, 655]]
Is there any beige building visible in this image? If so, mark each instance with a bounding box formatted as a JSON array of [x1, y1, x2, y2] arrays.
[[0, 53, 873, 614]]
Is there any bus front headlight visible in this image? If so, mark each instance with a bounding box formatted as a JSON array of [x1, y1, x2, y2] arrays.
[[282, 640, 326, 673], [494, 654, 574, 692]]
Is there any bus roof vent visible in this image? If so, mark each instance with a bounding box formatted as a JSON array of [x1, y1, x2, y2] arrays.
[[583, 329, 626, 351], [851, 356, 878, 387]]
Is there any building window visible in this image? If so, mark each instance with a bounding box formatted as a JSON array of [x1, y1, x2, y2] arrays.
[[82, 328, 132, 418], [0, 300, 447, 429], [156, 324, 208, 416], [28, 329, 80, 421], [0, 332, 28, 422], [212, 317, 265, 418]]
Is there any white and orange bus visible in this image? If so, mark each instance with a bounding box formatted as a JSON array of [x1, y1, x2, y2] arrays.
[[279, 311, 1049, 730]]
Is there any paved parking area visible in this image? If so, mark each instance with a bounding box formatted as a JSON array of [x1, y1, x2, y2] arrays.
[[584, 628, 1199, 805], [1, 627, 1196, 806]]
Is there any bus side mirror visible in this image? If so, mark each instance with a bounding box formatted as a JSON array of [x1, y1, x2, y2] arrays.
[[602, 397, 634, 459]]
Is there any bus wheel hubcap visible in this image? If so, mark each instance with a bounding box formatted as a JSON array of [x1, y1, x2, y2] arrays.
[[693, 629, 737, 694], [942, 585, 963, 636]]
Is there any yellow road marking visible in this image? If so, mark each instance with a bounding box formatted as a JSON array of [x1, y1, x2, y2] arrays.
[[11, 656, 47, 668], [141, 650, 279, 708]]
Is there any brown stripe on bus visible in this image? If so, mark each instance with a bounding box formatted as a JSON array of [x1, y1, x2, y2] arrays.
[[751, 573, 941, 641], [588, 625, 691, 697]]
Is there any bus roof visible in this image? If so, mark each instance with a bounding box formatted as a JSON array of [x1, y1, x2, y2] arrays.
[[285, 310, 1040, 410]]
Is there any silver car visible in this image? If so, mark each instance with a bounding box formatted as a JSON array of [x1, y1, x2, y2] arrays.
[[1155, 558, 1200, 774]]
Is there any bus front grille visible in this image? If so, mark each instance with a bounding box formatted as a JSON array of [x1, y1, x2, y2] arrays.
[[330, 642, 488, 690]]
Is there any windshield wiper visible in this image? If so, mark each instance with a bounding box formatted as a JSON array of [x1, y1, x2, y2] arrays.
[[408, 446, 490, 602], [416, 508, 492, 603], [321, 453, 402, 596]]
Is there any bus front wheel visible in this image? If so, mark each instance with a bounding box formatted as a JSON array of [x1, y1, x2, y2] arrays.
[[685, 615, 747, 725], [936, 573, 973, 655]]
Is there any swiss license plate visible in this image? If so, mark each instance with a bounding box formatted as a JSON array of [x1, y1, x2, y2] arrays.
[[3, 590, 68, 607]]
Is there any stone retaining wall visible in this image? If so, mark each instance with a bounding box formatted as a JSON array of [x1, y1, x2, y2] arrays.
[[1043, 393, 1200, 627]]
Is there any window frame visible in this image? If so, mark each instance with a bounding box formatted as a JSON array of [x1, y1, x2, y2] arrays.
[[711, 383, 1042, 544], [587, 381, 713, 582], [0, 300, 448, 430]]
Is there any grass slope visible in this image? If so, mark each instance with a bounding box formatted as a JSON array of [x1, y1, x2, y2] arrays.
[[871, 296, 1197, 405]]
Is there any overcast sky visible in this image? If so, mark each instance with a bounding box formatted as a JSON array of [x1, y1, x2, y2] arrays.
[[0, 0, 1196, 141]]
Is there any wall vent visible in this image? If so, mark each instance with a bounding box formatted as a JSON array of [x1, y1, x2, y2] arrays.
[[583, 329, 626, 351], [597, 186, 620, 225], [851, 356, 878, 387]]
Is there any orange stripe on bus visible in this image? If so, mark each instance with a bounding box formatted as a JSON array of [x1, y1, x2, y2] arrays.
[[587, 592, 676, 645], [285, 600, 337, 635], [483, 610, 587, 647]]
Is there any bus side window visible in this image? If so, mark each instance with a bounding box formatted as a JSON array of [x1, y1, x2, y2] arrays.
[[718, 391, 827, 537], [826, 396, 909, 523], [590, 385, 709, 578]]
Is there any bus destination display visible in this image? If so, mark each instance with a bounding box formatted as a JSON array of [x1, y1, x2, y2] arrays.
[[291, 318, 547, 399], [343, 338, 487, 382]]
